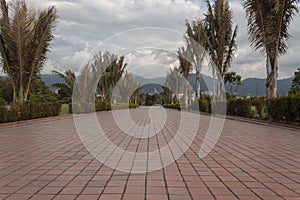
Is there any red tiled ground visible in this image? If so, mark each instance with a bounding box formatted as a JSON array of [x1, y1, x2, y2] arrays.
[[0, 107, 299, 200]]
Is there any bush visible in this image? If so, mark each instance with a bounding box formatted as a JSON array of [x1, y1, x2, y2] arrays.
[[163, 104, 181, 110], [21, 100, 61, 120], [227, 98, 253, 117], [212, 100, 227, 115], [191, 98, 210, 112], [252, 98, 266, 118], [96, 101, 111, 111], [0, 106, 8, 123], [267, 96, 300, 123]]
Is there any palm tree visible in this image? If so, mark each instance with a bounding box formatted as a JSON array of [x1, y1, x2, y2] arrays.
[[186, 19, 207, 98], [204, 0, 238, 98], [115, 71, 140, 103], [165, 68, 181, 104], [177, 47, 193, 108], [0, 0, 57, 108], [51, 69, 76, 97], [243, 0, 299, 98], [91, 51, 127, 101]]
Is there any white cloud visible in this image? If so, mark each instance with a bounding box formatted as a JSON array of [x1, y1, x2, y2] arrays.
[[2, 0, 300, 80]]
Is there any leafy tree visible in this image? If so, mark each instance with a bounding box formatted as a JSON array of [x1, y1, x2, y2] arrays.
[[186, 19, 206, 98], [51, 69, 76, 100], [224, 71, 242, 96], [165, 68, 181, 104], [243, 0, 299, 98], [0, 77, 12, 102], [290, 68, 300, 95], [177, 47, 193, 107], [204, 0, 238, 98], [0, 0, 57, 108], [96, 52, 127, 101], [114, 71, 140, 103]]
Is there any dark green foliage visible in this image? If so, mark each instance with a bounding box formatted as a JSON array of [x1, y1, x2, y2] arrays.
[[290, 68, 300, 94], [163, 104, 181, 110], [21, 101, 61, 120], [252, 98, 265, 118], [0, 100, 60, 123], [0, 105, 18, 123], [0, 77, 13, 102], [68, 101, 139, 114], [96, 101, 111, 112], [267, 96, 300, 123], [212, 100, 227, 115], [191, 98, 210, 112], [227, 98, 253, 118]]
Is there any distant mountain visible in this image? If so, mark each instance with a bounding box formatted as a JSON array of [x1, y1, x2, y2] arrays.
[[40, 74, 293, 97], [233, 77, 293, 97], [41, 74, 65, 92]]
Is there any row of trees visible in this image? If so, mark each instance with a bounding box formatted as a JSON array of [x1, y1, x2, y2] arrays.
[[165, 0, 238, 107], [53, 51, 139, 104], [0, 0, 57, 115], [166, 0, 298, 106], [0, 0, 299, 116]]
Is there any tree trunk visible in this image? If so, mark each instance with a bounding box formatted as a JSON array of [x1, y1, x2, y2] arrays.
[[18, 85, 24, 107], [218, 80, 225, 100], [196, 70, 201, 98], [266, 54, 278, 98], [184, 80, 188, 108]]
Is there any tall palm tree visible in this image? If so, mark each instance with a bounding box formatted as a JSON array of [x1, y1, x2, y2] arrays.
[[243, 0, 299, 98], [165, 68, 181, 104], [204, 0, 238, 98], [51, 69, 76, 97], [116, 71, 140, 103], [177, 47, 193, 107], [91, 51, 127, 101], [186, 19, 207, 98], [0, 0, 57, 108]]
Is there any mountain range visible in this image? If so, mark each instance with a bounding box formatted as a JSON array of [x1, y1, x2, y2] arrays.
[[41, 74, 293, 97]]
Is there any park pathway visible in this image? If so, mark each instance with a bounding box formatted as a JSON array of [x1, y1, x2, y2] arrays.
[[0, 107, 299, 200]]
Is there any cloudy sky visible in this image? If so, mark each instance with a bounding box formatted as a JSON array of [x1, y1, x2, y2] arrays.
[[23, 0, 300, 79]]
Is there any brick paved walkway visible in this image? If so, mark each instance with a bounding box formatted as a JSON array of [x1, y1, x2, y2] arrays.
[[0, 107, 299, 200]]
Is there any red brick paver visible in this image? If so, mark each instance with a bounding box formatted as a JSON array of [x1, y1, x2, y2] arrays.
[[0, 107, 299, 199]]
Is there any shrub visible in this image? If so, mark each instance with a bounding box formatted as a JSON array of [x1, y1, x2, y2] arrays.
[[163, 104, 181, 110], [191, 98, 210, 112], [21, 100, 61, 120], [252, 98, 266, 118], [212, 100, 227, 115], [96, 101, 111, 111], [267, 96, 300, 123], [0, 106, 8, 123], [227, 98, 253, 117]]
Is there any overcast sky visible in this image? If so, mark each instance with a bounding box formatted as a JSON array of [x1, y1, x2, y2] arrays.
[[22, 0, 300, 79]]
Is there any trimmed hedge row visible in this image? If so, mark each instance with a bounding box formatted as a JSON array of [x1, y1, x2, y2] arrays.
[[0, 105, 18, 123], [69, 101, 139, 114], [227, 98, 253, 118], [165, 96, 300, 123], [267, 96, 300, 123], [0, 101, 61, 123], [163, 104, 181, 110]]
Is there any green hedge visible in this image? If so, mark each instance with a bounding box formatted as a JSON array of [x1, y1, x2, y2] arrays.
[[267, 96, 300, 123], [191, 98, 210, 112], [96, 101, 112, 111], [69, 101, 139, 114], [163, 103, 181, 110], [227, 98, 254, 118], [252, 98, 266, 118], [21, 101, 61, 120], [0, 105, 18, 123], [0, 101, 61, 124]]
